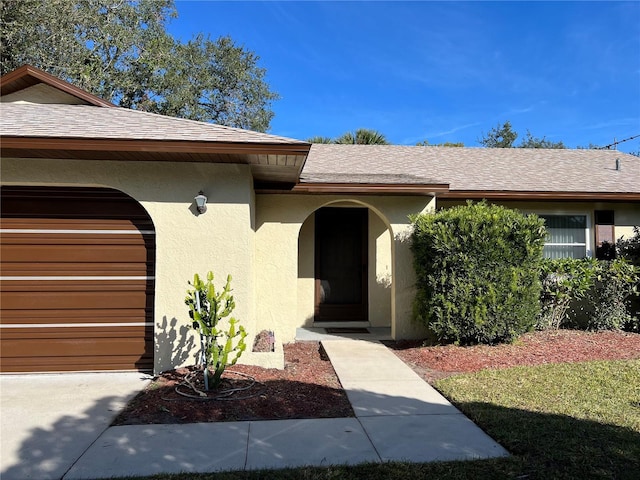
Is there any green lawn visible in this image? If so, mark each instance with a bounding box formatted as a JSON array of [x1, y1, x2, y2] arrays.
[[124, 359, 640, 480]]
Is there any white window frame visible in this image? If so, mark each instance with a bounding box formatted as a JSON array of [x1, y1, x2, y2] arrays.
[[527, 210, 593, 259]]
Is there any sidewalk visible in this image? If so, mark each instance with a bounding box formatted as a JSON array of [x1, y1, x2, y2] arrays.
[[64, 338, 508, 479]]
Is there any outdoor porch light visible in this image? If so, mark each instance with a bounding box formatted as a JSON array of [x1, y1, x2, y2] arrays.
[[194, 191, 208, 214]]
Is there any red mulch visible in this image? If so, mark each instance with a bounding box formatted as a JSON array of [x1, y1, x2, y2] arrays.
[[114, 330, 640, 425], [388, 330, 640, 384], [112, 342, 353, 425]]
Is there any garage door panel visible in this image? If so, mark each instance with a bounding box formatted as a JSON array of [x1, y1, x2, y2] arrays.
[[2, 330, 152, 352], [1, 186, 155, 373], [1, 325, 152, 341], [2, 243, 152, 263], [0, 279, 152, 292], [0, 310, 152, 324], [2, 290, 150, 310], [1, 218, 154, 231], [0, 356, 154, 373], [0, 262, 153, 276]]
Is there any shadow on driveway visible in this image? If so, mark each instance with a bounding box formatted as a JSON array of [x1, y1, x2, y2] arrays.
[[0, 372, 149, 480]]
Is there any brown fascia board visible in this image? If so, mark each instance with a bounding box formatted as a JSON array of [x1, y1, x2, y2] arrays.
[[0, 136, 311, 156], [286, 183, 450, 196], [1, 65, 115, 107], [438, 190, 640, 201]]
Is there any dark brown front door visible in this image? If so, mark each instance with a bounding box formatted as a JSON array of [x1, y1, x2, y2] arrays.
[[314, 207, 368, 322]]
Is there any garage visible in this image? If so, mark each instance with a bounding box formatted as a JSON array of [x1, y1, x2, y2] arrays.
[[0, 186, 154, 372]]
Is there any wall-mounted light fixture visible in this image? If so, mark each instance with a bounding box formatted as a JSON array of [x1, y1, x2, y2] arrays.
[[194, 191, 208, 214]]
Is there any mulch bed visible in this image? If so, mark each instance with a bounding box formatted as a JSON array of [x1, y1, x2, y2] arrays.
[[388, 329, 640, 384], [112, 341, 353, 425], [113, 330, 640, 425]]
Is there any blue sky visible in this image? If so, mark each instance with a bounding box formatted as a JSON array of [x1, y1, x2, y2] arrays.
[[169, 1, 640, 153]]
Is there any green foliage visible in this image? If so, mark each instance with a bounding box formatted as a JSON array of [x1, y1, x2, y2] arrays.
[[478, 121, 565, 149], [617, 226, 640, 328], [518, 130, 565, 149], [416, 140, 465, 147], [306, 136, 333, 144], [334, 129, 389, 145], [617, 226, 640, 266], [411, 201, 546, 344], [538, 258, 597, 330], [185, 271, 247, 389], [538, 258, 639, 331], [478, 120, 518, 148], [1, 0, 278, 131], [307, 129, 389, 145]]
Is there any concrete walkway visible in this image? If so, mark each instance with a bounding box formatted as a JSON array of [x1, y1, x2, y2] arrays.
[[61, 338, 508, 479]]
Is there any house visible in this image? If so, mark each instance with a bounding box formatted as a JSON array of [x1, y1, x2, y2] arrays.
[[1, 65, 639, 374]]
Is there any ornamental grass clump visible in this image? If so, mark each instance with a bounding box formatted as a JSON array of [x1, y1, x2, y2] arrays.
[[185, 271, 247, 390], [411, 201, 546, 345]]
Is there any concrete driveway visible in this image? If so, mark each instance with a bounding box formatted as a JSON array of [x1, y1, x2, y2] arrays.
[[0, 372, 150, 480]]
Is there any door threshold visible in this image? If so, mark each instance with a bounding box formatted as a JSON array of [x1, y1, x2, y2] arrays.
[[312, 321, 370, 328]]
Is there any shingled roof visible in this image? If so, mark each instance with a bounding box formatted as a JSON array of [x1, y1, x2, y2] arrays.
[[0, 65, 310, 184], [0, 103, 306, 145], [2, 65, 639, 199], [300, 144, 640, 199]]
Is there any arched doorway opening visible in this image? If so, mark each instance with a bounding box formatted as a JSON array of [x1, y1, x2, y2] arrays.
[[297, 200, 393, 328]]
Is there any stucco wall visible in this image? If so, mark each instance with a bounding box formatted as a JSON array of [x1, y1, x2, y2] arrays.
[[255, 194, 435, 342], [1, 157, 256, 373]]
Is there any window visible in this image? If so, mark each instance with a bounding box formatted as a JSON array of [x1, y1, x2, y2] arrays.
[[539, 214, 589, 259]]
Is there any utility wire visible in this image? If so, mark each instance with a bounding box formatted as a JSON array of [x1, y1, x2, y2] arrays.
[[595, 134, 640, 150]]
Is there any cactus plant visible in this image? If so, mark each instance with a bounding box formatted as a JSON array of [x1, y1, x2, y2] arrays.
[[185, 271, 247, 389]]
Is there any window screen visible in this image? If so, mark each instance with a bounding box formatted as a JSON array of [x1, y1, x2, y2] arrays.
[[540, 215, 587, 259]]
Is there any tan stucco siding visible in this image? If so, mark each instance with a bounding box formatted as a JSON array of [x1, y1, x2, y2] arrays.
[[1, 83, 88, 105], [255, 194, 435, 342], [1, 157, 256, 373], [369, 211, 392, 327]]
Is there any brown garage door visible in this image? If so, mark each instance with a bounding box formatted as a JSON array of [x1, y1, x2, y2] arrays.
[[0, 186, 154, 372]]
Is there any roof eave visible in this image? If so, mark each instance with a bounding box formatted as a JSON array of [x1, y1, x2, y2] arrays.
[[255, 182, 450, 196], [0, 136, 311, 156], [438, 190, 640, 201]]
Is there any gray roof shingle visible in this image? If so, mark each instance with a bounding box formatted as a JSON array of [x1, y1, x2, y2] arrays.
[[301, 144, 640, 193]]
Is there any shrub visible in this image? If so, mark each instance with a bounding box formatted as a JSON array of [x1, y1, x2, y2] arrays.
[[538, 258, 639, 331], [589, 260, 639, 331], [617, 226, 640, 326], [411, 201, 546, 344], [538, 258, 597, 330], [617, 226, 640, 266]]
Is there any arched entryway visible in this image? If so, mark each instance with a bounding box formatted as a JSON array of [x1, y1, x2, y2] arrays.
[[298, 201, 393, 328], [0, 186, 155, 372]]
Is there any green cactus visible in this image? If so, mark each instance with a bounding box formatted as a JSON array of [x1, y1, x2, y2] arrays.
[[185, 271, 247, 390]]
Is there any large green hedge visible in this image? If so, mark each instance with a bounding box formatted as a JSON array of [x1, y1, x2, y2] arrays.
[[411, 201, 546, 344]]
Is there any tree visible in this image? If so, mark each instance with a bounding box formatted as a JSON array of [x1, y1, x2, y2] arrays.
[[478, 121, 518, 148], [479, 121, 566, 149], [0, 0, 278, 131], [334, 129, 389, 145], [306, 136, 333, 144], [519, 131, 565, 149], [416, 140, 464, 147], [307, 128, 389, 145]]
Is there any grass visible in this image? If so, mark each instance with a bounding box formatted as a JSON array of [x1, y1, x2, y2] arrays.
[[120, 359, 640, 480]]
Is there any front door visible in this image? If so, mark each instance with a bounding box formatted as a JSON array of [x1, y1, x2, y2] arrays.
[[314, 207, 368, 322]]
